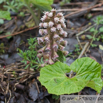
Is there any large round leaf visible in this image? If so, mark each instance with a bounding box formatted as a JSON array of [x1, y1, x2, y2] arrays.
[[39, 57, 102, 95]]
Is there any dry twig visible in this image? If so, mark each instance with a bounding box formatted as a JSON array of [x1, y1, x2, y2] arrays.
[[0, 26, 39, 39], [64, 2, 103, 19]]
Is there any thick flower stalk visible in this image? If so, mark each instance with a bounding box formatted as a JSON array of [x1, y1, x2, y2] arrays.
[[37, 9, 68, 65]]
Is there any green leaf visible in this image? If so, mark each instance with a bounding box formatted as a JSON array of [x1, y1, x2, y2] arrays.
[[90, 27, 95, 32], [39, 57, 102, 95], [99, 45, 103, 50], [99, 27, 103, 32], [31, 0, 53, 11], [57, 50, 66, 63], [70, 57, 102, 93], [25, 64, 29, 69], [91, 44, 97, 47], [5, 32, 12, 39], [0, 0, 5, 4], [0, 19, 4, 24], [0, 11, 11, 20], [86, 35, 93, 39], [19, 12, 25, 17]]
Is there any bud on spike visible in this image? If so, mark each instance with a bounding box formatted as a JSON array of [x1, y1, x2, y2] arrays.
[[63, 51, 69, 56], [49, 21, 54, 27]]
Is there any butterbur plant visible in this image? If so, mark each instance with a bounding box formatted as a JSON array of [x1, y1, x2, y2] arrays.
[[39, 10, 103, 96], [37, 9, 68, 66]]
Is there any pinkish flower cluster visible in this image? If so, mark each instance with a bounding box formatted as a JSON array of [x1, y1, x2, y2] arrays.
[[37, 9, 68, 66]]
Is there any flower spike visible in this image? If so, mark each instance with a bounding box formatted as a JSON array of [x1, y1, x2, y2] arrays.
[[37, 9, 68, 66]]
